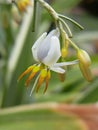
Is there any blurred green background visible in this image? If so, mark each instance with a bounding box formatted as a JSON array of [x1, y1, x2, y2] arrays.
[[0, 0, 98, 130]]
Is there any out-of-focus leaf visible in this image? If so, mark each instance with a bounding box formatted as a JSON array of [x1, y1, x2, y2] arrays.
[[0, 103, 88, 130], [52, 0, 81, 12], [73, 77, 98, 103], [34, 93, 79, 103], [1, 6, 34, 107]]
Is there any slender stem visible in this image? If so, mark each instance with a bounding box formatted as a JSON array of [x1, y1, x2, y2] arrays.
[[58, 14, 84, 30], [37, 0, 58, 21], [58, 21, 67, 48], [59, 18, 72, 38], [68, 38, 79, 51], [32, 0, 37, 32]]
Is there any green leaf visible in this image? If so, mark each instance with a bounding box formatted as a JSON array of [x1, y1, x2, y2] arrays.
[[73, 77, 98, 103], [0, 104, 87, 130]]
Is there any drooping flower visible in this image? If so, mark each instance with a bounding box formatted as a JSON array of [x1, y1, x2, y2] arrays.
[[18, 28, 78, 93]]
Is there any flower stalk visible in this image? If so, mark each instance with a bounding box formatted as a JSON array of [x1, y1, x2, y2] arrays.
[[68, 38, 79, 51], [58, 14, 84, 30], [37, 0, 59, 24]]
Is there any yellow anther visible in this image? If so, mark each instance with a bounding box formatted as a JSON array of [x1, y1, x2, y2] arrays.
[[47, 70, 51, 79], [18, 65, 35, 81], [36, 69, 47, 93], [44, 70, 51, 93], [40, 69, 47, 77], [25, 66, 40, 86]]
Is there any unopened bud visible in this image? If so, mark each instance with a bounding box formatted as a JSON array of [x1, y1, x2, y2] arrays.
[[77, 49, 91, 67], [79, 63, 92, 82], [61, 48, 68, 58], [77, 49, 92, 82]]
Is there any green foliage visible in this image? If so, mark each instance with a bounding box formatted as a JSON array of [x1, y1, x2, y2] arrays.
[[0, 106, 87, 130]]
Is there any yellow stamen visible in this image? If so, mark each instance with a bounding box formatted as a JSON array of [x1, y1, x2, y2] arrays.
[[18, 65, 35, 82], [36, 69, 47, 93], [25, 66, 40, 86], [44, 70, 51, 93]]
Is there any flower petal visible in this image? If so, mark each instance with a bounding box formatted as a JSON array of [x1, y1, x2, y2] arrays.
[[53, 60, 78, 67], [42, 36, 61, 66], [32, 32, 47, 62], [44, 28, 60, 40], [37, 28, 60, 62], [50, 66, 65, 73]]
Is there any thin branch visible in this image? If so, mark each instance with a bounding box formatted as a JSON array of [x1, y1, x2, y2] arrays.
[[58, 14, 84, 30], [59, 18, 73, 38]]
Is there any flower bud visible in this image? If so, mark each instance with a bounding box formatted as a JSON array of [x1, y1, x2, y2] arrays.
[[77, 49, 91, 67], [79, 63, 92, 82], [61, 48, 68, 58], [77, 49, 92, 82]]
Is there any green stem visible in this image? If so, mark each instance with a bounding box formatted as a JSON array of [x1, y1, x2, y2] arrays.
[[57, 21, 63, 48], [32, 0, 37, 32], [37, 0, 58, 22], [68, 38, 79, 51], [58, 14, 84, 30], [59, 18, 72, 38]]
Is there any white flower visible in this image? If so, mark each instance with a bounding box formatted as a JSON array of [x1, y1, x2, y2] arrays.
[[32, 28, 78, 73], [18, 28, 78, 93]]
